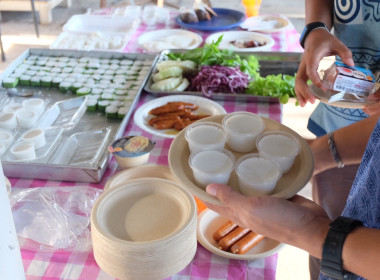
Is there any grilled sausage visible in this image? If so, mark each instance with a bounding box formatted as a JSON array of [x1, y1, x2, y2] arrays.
[[218, 227, 251, 251], [213, 220, 239, 242], [230, 232, 265, 254]]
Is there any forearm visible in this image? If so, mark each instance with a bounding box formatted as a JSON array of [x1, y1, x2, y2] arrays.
[[342, 227, 380, 279], [311, 114, 379, 172], [305, 0, 334, 28]]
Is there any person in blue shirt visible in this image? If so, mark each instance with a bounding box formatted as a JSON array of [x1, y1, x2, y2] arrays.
[[203, 114, 380, 280], [295, 1, 380, 278]]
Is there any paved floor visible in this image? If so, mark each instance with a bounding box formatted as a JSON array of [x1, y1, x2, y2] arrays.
[[0, 1, 317, 279]]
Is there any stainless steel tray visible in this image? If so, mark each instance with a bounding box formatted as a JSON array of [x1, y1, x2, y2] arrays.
[[0, 48, 157, 182], [144, 50, 302, 102]]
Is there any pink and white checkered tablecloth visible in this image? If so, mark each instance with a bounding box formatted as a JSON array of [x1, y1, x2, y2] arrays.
[[123, 12, 303, 53], [8, 11, 301, 279], [10, 94, 282, 280]]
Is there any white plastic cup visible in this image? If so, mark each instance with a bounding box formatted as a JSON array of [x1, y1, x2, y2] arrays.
[[189, 149, 235, 188], [10, 141, 36, 161], [222, 112, 265, 153], [15, 108, 39, 128], [21, 128, 46, 149], [0, 129, 13, 146], [256, 130, 301, 173], [22, 98, 44, 116], [235, 153, 282, 196], [185, 122, 227, 155], [3, 103, 23, 113], [0, 112, 18, 130]]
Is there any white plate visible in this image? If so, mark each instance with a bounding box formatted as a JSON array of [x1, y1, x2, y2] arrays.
[[169, 114, 314, 205], [133, 95, 227, 139], [205, 31, 274, 52], [197, 209, 284, 260], [137, 29, 203, 53], [240, 15, 290, 33], [104, 165, 179, 190]]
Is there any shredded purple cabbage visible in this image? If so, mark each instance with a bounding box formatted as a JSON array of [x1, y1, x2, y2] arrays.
[[190, 65, 249, 97]]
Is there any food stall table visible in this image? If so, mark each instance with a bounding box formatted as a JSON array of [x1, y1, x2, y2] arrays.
[[8, 7, 302, 279], [9, 93, 282, 280]]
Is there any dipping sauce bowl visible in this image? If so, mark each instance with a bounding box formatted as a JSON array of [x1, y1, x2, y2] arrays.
[[185, 122, 226, 154], [109, 136, 155, 169], [189, 149, 235, 188], [256, 130, 301, 173], [22, 98, 45, 116], [235, 153, 282, 196], [222, 112, 265, 153]]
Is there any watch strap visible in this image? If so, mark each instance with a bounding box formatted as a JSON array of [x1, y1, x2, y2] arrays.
[[299, 22, 329, 48], [321, 217, 363, 279]]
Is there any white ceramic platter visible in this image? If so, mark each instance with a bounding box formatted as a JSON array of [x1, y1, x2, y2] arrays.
[[240, 15, 291, 33], [205, 31, 274, 52], [133, 95, 226, 139], [197, 209, 284, 260], [138, 29, 203, 53]]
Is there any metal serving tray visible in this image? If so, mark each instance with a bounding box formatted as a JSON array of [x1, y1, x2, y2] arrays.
[[144, 50, 302, 102], [0, 48, 157, 182]]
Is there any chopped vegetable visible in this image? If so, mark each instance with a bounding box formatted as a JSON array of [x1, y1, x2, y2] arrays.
[[191, 65, 249, 96], [246, 74, 296, 104]]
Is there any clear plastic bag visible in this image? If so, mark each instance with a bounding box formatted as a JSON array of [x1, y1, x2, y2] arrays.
[[10, 186, 102, 251]]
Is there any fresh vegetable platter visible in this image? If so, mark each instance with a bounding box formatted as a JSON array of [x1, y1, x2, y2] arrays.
[[144, 37, 302, 104]]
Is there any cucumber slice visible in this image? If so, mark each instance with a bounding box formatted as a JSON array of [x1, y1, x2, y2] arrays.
[[152, 66, 183, 82], [156, 60, 197, 73], [172, 78, 190, 91], [150, 77, 182, 92]]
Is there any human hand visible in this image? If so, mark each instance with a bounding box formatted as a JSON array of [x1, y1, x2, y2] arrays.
[[363, 89, 380, 115], [203, 183, 330, 253], [295, 29, 354, 107]]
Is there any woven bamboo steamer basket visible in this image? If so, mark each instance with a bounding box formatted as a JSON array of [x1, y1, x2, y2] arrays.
[[91, 178, 197, 280]]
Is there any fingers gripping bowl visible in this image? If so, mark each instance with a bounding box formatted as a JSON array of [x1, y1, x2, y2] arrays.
[[169, 114, 314, 205]]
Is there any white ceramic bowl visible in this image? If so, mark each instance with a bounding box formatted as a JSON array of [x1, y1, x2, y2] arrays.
[[256, 130, 301, 173], [91, 178, 197, 280], [189, 149, 235, 188], [205, 31, 275, 52], [222, 112, 265, 153], [235, 153, 282, 196], [185, 122, 227, 154], [21, 128, 46, 149]]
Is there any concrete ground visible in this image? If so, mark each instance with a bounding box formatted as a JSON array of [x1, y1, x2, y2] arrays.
[[0, 0, 317, 279]]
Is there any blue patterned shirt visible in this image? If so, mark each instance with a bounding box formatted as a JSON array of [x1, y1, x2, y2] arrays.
[[320, 118, 380, 280], [308, 0, 380, 136]]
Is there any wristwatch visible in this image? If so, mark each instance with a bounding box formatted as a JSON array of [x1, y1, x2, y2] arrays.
[[321, 216, 363, 279], [299, 22, 329, 48]]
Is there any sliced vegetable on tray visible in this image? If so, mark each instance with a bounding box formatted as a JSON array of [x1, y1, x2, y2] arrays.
[[149, 35, 298, 104]]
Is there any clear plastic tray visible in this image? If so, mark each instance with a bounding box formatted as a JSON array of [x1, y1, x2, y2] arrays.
[[51, 127, 111, 167], [36, 96, 87, 131], [3, 127, 63, 163]]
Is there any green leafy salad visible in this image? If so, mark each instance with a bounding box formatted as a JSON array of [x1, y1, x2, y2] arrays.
[[165, 35, 298, 104]]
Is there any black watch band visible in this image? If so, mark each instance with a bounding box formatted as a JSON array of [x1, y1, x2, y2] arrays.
[[299, 22, 329, 48], [321, 216, 362, 280]]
